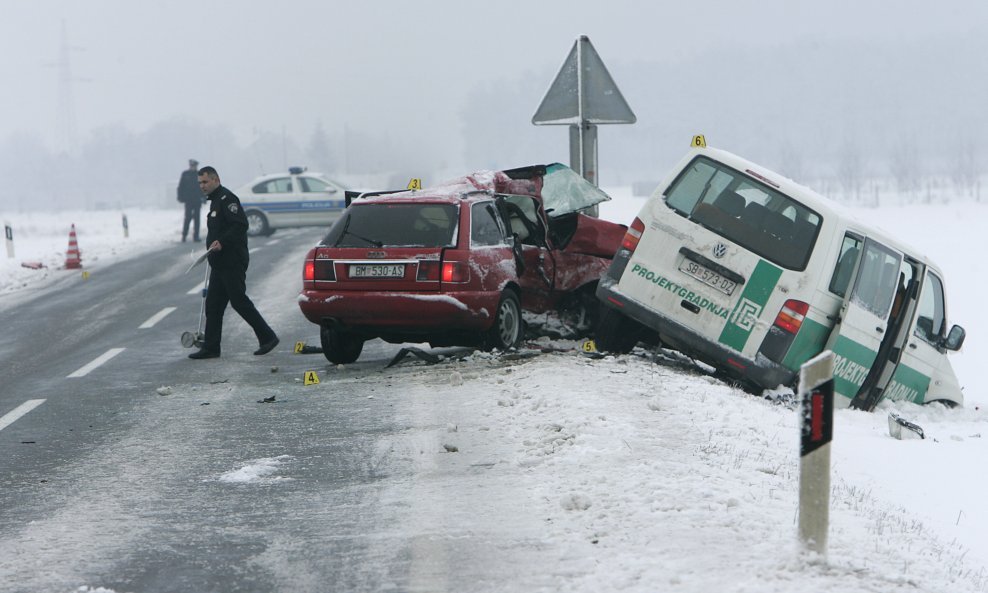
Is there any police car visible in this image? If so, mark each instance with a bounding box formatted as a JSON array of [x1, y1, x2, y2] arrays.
[[235, 167, 348, 236]]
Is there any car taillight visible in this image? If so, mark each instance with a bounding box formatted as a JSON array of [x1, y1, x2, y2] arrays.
[[773, 299, 809, 334], [308, 260, 335, 281], [442, 261, 469, 283], [621, 217, 645, 252], [304, 260, 315, 282], [417, 260, 440, 281]]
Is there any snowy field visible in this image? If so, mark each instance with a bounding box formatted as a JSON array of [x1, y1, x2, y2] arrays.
[[2, 189, 988, 592]]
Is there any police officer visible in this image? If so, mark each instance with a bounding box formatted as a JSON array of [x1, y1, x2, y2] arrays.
[[178, 158, 203, 242], [188, 165, 279, 359]]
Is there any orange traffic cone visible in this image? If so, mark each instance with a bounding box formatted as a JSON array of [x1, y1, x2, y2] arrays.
[[65, 224, 82, 269]]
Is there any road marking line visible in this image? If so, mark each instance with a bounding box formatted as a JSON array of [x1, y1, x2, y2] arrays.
[[267, 239, 281, 245], [249, 247, 261, 254], [187, 281, 205, 295], [0, 399, 45, 432], [139, 306, 177, 329], [68, 348, 126, 378]]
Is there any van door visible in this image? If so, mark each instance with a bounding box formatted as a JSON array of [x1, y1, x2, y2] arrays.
[[883, 269, 946, 404], [825, 237, 904, 405]]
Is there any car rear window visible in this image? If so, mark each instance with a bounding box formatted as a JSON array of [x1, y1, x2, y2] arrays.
[[665, 156, 821, 271], [323, 203, 459, 248]]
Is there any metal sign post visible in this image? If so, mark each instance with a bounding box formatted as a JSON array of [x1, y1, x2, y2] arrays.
[[798, 350, 835, 555], [4, 222, 12, 258], [533, 35, 636, 193]]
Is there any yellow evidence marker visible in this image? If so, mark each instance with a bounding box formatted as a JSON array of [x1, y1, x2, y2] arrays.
[[691, 134, 707, 148], [81, 271, 90, 280], [406, 178, 422, 190], [581, 339, 598, 353], [294, 341, 306, 354], [304, 370, 320, 386]]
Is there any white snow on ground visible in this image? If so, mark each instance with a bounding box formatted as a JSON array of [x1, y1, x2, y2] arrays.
[[217, 455, 294, 484], [2, 189, 987, 591]]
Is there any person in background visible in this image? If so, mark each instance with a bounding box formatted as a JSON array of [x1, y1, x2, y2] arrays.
[[188, 165, 279, 359], [178, 158, 203, 242]]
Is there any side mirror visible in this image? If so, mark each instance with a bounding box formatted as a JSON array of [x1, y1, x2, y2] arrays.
[[944, 324, 966, 351]]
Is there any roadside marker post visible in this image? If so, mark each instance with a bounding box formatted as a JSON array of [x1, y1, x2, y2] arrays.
[[798, 350, 835, 555], [4, 222, 12, 258], [122, 213, 129, 238]]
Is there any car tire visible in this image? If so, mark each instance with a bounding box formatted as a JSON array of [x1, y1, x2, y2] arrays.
[[483, 291, 522, 351], [246, 210, 272, 237], [320, 326, 364, 364], [594, 306, 642, 354]]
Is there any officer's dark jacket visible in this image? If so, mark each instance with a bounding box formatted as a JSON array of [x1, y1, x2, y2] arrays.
[[205, 185, 250, 269], [177, 169, 202, 204]]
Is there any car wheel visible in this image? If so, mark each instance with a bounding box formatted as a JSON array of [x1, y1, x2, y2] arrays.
[[320, 325, 364, 364], [594, 306, 642, 354], [483, 291, 522, 351], [246, 210, 271, 237]]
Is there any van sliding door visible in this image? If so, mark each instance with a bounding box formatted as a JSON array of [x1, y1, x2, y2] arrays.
[[824, 238, 903, 406]]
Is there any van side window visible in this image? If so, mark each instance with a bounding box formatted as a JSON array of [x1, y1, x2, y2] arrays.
[[915, 272, 946, 345], [828, 234, 862, 298], [666, 156, 822, 271], [849, 239, 901, 318]]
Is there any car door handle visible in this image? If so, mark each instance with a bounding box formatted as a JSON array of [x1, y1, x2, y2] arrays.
[[875, 326, 884, 334], [908, 342, 917, 349]]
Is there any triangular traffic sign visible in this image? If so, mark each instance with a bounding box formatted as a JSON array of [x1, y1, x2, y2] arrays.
[[533, 36, 636, 126]]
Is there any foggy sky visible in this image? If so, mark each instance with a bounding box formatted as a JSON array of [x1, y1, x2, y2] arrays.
[[2, 0, 988, 198], [3, 1, 984, 145]]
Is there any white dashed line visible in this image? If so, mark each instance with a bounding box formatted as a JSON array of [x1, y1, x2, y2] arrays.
[[0, 399, 45, 432], [249, 247, 261, 254], [187, 281, 205, 295], [68, 348, 126, 378], [139, 306, 177, 329], [266, 239, 281, 245]]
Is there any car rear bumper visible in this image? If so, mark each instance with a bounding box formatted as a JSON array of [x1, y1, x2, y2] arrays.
[[597, 275, 795, 390], [298, 290, 499, 330]]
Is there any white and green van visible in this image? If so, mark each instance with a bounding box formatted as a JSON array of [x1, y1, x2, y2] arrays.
[[596, 137, 967, 410]]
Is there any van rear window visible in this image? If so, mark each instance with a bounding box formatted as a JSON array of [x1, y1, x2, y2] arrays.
[[665, 156, 821, 270]]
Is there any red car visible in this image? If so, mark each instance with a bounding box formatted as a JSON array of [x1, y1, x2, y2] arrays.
[[298, 163, 626, 363]]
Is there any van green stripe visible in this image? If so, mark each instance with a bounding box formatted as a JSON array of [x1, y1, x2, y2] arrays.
[[718, 259, 782, 352], [781, 316, 831, 371], [830, 334, 878, 400], [886, 363, 930, 405]]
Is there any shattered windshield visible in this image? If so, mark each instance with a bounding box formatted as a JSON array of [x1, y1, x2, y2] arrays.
[[540, 163, 611, 217]]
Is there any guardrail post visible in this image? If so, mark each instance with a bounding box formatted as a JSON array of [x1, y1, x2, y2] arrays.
[[798, 350, 835, 555], [4, 222, 12, 258]]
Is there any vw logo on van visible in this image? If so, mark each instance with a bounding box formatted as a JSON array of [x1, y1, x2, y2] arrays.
[[712, 243, 728, 259]]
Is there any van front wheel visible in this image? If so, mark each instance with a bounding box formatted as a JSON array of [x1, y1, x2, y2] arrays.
[[595, 307, 642, 354]]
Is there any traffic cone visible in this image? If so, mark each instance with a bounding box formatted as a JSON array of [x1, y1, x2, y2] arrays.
[[65, 224, 82, 269]]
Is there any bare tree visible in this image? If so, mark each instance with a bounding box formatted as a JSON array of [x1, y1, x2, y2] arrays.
[[888, 135, 921, 198], [835, 139, 865, 203], [950, 137, 979, 198]]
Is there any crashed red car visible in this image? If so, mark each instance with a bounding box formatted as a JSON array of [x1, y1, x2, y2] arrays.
[[298, 163, 626, 363]]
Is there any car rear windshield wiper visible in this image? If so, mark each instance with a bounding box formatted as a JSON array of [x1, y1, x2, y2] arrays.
[[336, 227, 383, 247]]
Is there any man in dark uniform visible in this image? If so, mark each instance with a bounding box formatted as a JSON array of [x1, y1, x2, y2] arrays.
[[188, 165, 279, 359], [177, 158, 203, 242]]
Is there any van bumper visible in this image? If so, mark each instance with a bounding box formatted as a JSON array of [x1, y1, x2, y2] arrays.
[[597, 275, 796, 390]]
